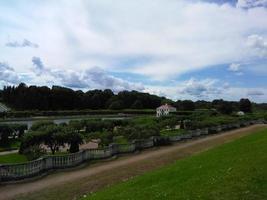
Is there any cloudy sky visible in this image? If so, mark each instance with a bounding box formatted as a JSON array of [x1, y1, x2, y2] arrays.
[[0, 0, 267, 102]]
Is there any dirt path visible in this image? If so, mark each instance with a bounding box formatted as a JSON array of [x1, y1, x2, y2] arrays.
[[0, 124, 266, 200]]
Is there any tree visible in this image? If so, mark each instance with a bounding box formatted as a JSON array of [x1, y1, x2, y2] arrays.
[[63, 127, 83, 153], [9, 124, 28, 138], [19, 130, 45, 154], [131, 100, 143, 109], [180, 100, 195, 111], [69, 120, 85, 131], [21, 124, 65, 154], [31, 121, 54, 131], [217, 101, 233, 115], [41, 125, 65, 154], [20, 124, 84, 154], [239, 98, 252, 113], [109, 100, 124, 110], [0, 124, 13, 145], [1, 83, 167, 110], [120, 124, 160, 140]]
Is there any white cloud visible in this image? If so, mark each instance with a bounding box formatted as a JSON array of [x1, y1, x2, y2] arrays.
[[237, 0, 267, 8], [228, 63, 244, 75], [0, 62, 20, 86], [247, 90, 265, 96], [6, 39, 39, 48], [1, 0, 267, 79], [145, 78, 267, 103], [29, 57, 144, 92], [228, 63, 241, 72], [0, 0, 266, 103], [179, 78, 223, 98], [247, 34, 267, 57]]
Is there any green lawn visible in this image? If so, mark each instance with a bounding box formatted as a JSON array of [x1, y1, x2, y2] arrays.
[[84, 128, 267, 200], [0, 153, 28, 164]]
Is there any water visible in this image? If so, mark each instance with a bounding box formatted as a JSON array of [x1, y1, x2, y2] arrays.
[[0, 116, 128, 129]]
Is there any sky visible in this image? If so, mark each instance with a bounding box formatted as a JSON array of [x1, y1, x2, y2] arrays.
[[0, 0, 267, 102]]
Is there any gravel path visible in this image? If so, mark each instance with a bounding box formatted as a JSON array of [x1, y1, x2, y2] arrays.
[[0, 124, 266, 200]]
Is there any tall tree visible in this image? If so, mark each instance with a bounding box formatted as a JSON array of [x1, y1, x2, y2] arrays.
[[239, 98, 252, 113], [63, 127, 83, 153], [180, 100, 195, 111]]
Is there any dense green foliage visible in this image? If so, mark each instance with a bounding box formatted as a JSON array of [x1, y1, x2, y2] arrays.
[[0, 124, 27, 148], [182, 110, 267, 130], [239, 98, 252, 113], [1, 83, 261, 115], [2, 83, 167, 110], [85, 128, 267, 200], [174, 100, 196, 111], [69, 116, 183, 146], [20, 123, 84, 155]]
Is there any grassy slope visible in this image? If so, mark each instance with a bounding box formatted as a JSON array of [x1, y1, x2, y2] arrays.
[[0, 153, 27, 164], [85, 128, 267, 200]]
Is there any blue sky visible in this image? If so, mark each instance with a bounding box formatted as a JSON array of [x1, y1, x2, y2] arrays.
[[0, 0, 267, 102]]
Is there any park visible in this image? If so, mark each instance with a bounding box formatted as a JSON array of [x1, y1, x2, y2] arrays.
[[0, 84, 267, 199], [1, 1, 267, 199]]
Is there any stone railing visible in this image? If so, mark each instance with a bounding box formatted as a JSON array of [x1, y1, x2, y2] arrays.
[[0, 119, 266, 182]]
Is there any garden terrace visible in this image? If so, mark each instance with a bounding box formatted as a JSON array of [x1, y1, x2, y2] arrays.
[[0, 119, 266, 182]]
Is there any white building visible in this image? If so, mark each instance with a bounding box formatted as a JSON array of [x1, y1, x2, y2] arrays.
[[156, 104, 177, 117]]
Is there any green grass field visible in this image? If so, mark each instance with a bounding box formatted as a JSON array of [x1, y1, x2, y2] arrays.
[[0, 153, 28, 164], [84, 128, 267, 200]]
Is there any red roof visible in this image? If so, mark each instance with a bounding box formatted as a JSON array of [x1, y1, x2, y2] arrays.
[[157, 104, 176, 110]]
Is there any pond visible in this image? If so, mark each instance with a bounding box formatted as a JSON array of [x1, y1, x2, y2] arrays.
[[0, 116, 129, 129]]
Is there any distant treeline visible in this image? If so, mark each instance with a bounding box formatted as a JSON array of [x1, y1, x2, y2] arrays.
[[0, 83, 168, 110], [0, 83, 266, 112]]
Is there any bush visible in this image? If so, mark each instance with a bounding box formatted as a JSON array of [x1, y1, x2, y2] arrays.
[[119, 124, 160, 141], [30, 121, 54, 131], [23, 145, 46, 160], [153, 136, 171, 146]]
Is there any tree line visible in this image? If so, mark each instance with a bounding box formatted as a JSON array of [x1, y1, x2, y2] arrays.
[[0, 83, 259, 113], [1, 83, 166, 110]]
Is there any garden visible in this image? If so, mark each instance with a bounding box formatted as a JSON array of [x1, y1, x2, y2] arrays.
[[0, 109, 266, 165]]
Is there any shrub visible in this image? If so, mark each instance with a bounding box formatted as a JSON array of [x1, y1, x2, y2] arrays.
[[153, 136, 171, 146], [30, 121, 54, 131], [23, 145, 46, 160]]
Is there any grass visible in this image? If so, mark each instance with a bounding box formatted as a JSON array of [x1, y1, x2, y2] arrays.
[[0, 151, 71, 164], [130, 116, 157, 126], [84, 128, 267, 200], [0, 139, 21, 152], [0, 153, 28, 164]]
